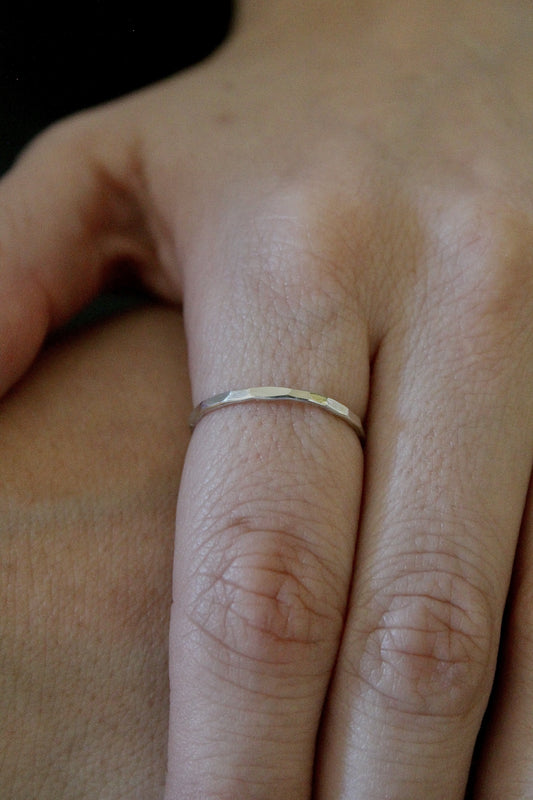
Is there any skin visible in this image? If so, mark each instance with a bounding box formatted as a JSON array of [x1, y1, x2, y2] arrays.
[[1, 0, 533, 796], [0, 307, 188, 799], [1, 308, 533, 800]]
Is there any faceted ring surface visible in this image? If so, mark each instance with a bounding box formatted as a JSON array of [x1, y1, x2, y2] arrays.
[[189, 386, 365, 444]]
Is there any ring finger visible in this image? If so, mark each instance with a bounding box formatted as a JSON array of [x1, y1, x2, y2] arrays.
[[165, 198, 369, 799]]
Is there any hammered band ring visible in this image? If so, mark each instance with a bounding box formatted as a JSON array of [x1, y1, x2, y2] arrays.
[[189, 386, 365, 444]]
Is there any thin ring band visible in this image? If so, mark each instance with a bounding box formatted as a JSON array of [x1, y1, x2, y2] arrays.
[[189, 386, 365, 444]]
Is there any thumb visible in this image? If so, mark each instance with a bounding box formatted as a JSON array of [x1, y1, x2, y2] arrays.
[[0, 110, 165, 394]]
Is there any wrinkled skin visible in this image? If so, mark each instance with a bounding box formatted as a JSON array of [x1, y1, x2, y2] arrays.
[[1, 1, 533, 797]]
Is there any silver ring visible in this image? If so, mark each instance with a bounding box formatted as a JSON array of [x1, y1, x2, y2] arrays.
[[189, 386, 365, 444]]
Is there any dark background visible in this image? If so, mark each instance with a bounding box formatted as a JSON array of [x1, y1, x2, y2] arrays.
[[0, 2, 234, 174], [0, 2, 234, 326]]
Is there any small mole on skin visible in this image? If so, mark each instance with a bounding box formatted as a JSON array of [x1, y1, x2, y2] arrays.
[[214, 110, 237, 126]]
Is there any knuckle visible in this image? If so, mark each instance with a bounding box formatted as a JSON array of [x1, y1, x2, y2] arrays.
[[439, 195, 533, 334], [220, 179, 372, 382], [354, 561, 496, 718], [238, 180, 368, 325], [186, 514, 344, 674]]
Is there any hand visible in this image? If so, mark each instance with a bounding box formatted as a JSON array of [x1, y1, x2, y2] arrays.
[[0, 306, 189, 799], [1, 1, 533, 797]]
